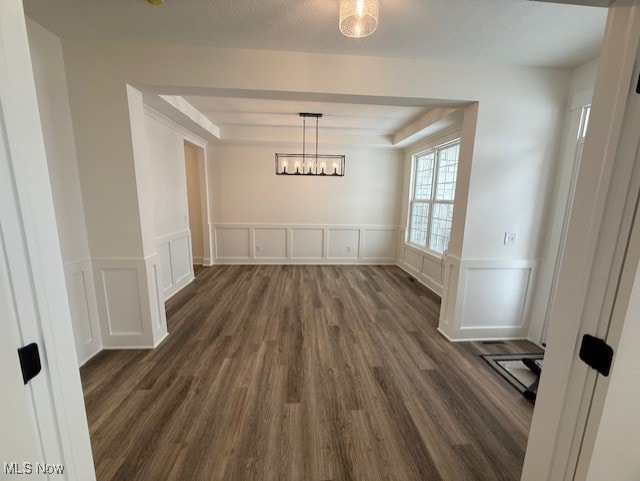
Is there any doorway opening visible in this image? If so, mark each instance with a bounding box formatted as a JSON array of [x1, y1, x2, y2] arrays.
[[184, 141, 207, 268]]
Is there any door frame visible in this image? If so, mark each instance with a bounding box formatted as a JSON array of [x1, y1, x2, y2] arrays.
[[0, 1, 95, 478], [183, 139, 211, 267], [522, 2, 640, 479]]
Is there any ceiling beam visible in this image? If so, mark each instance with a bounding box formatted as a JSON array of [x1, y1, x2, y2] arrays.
[[528, 0, 613, 7], [392, 107, 460, 146], [157, 95, 221, 139]]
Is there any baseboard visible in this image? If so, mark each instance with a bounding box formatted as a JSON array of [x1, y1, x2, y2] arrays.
[[153, 331, 169, 348], [438, 325, 529, 342]]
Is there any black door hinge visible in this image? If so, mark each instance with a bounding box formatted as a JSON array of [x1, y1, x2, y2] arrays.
[[17, 343, 42, 384], [579, 334, 613, 377]]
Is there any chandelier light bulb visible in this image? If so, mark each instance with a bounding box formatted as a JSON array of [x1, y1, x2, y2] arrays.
[[339, 0, 379, 38]]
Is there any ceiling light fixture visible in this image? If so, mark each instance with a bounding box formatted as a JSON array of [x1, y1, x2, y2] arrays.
[[339, 0, 379, 38], [275, 113, 345, 177]]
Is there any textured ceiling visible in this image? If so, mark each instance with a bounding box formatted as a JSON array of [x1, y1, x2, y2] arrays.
[[24, 0, 607, 68]]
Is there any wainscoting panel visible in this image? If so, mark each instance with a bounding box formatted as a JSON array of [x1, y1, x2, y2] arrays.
[[145, 254, 168, 347], [64, 258, 101, 366], [291, 228, 324, 259], [397, 241, 444, 296], [70, 271, 92, 344], [156, 230, 195, 300], [157, 242, 172, 292], [216, 227, 251, 259], [170, 234, 193, 285], [212, 224, 398, 264], [101, 267, 144, 335], [438, 256, 537, 341], [362, 229, 397, 260], [462, 267, 531, 329], [93, 257, 167, 348], [327, 229, 360, 259], [255, 227, 287, 259]]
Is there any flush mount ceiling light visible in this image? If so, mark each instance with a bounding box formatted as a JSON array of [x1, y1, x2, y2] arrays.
[[275, 113, 345, 177], [339, 0, 379, 38]]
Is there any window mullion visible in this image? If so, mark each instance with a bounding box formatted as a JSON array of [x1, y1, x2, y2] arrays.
[[427, 148, 441, 250]]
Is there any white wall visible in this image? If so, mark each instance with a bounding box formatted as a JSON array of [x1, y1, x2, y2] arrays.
[[27, 19, 101, 365], [207, 141, 402, 264], [144, 111, 197, 298]]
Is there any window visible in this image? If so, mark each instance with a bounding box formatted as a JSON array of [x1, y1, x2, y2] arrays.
[[408, 140, 460, 254]]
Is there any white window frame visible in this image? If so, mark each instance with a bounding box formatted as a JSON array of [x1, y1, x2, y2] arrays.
[[407, 138, 460, 256]]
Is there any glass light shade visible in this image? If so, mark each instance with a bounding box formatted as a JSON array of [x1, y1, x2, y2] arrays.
[[339, 0, 379, 38]]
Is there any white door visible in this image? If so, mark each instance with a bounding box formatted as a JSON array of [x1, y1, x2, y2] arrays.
[[576, 197, 640, 480], [0, 236, 44, 475], [0, 43, 49, 478]]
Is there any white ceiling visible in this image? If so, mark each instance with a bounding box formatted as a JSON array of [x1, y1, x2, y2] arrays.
[[24, 0, 607, 68]]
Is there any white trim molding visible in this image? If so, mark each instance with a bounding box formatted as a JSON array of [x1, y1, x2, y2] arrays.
[[211, 223, 399, 265], [438, 255, 538, 340]]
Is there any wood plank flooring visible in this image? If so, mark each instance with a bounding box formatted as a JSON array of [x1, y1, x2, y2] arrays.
[[81, 265, 540, 481]]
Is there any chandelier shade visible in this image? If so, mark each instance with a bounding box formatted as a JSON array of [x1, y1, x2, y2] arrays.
[[339, 0, 379, 38]]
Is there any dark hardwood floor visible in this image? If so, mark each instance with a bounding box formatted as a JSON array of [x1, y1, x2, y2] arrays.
[[81, 265, 540, 481]]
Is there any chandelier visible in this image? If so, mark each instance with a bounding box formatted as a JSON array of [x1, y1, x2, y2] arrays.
[[275, 113, 345, 177], [339, 0, 379, 38]]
